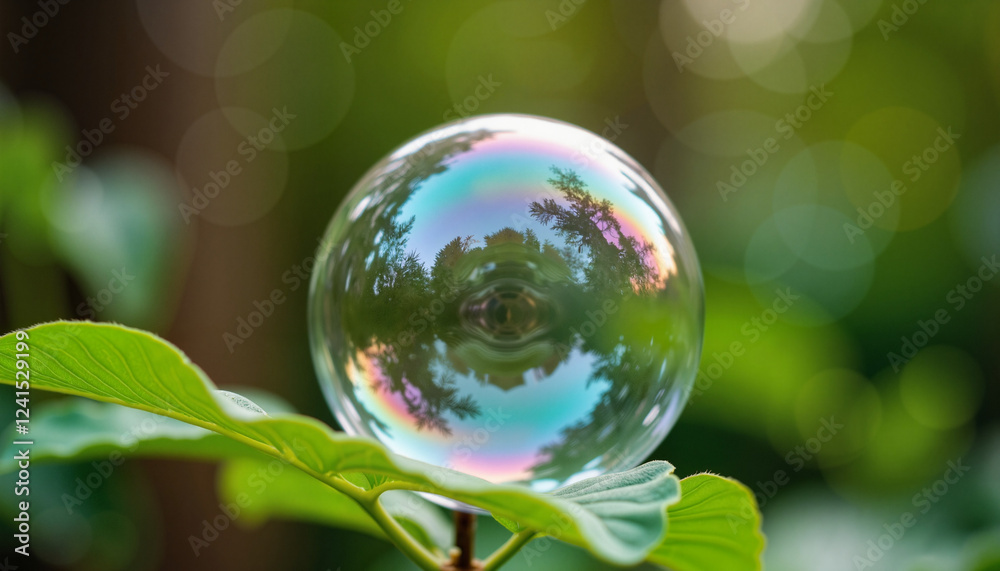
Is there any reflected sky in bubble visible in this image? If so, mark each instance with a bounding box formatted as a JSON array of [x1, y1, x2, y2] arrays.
[[309, 114, 703, 494]]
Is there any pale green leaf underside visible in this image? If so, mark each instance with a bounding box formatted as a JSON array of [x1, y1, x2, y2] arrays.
[[551, 461, 680, 555], [0, 321, 682, 565]]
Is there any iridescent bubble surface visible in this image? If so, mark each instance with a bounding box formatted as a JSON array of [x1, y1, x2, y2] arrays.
[[309, 114, 703, 494]]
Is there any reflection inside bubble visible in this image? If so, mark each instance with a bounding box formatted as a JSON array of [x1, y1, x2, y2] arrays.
[[309, 114, 703, 493]]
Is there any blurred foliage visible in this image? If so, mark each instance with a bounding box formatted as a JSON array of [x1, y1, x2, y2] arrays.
[[0, 90, 189, 331]]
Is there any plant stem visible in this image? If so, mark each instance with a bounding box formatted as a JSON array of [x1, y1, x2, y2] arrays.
[[481, 530, 537, 571], [453, 511, 476, 569], [362, 495, 442, 571]]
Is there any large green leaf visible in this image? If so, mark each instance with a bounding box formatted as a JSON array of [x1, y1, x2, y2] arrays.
[[652, 474, 766, 571], [0, 321, 681, 566]]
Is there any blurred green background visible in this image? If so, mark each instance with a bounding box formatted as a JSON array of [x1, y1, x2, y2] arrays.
[[1, 0, 998, 569]]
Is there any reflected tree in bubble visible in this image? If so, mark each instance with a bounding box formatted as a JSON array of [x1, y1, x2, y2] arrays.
[[530, 167, 658, 296], [332, 129, 494, 436], [523, 170, 673, 479]]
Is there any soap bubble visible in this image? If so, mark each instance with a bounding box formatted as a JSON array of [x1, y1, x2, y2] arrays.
[[309, 114, 703, 495]]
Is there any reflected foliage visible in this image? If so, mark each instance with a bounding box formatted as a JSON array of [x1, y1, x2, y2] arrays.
[[340, 146, 666, 466]]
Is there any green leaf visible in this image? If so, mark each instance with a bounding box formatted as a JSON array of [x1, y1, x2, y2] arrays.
[[649, 474, 766, 571], [0, 321, 680, 565], [219, 458, 452, 553]]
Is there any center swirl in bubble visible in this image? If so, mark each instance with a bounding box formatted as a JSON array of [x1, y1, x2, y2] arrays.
[[461, 279, 553, 345]]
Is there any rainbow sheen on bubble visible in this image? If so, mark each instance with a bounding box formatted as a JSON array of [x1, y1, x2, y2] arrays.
[[309, 114, 703, 495]]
